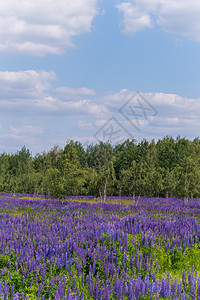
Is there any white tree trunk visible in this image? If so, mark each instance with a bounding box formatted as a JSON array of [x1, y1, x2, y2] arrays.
[[104, 181, 107, 203]]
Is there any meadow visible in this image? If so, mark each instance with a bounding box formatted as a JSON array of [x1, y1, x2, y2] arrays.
[[0, 194, 200, 299]]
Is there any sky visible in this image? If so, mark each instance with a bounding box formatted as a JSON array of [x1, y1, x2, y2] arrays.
[[0, 0, 200, 154]]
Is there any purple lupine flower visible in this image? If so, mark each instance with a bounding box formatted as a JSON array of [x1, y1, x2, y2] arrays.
[[182, 270, 187, 288], [37, 283, 42, 300], [160, 278, 165, 298], [8, 259, 11, 269], [124, 281, 128, 297], [21, 292, 25, 300], [188, 270, 192, 286], [127, 280, 133, 300], [181, 292, 186, 300], [95, 276, 101, 300], [152, 271, 156, 282], [72, 279, 76, 290], [177, 281, 182, 298], [167, 272, 171, 282], [130, 255, 134, 271], [104, 285, 110, 300], [153, 279, 160, 299], [190, 281, 196, 300], [135, 249, 139, 270], [144, 274, 149, 295], [140, 281, 146, 296], [134, 280, 140, 300], [165, 278, 171, 298], [81, 271, 84, 286], [4, 281, 10, 300], [10, 283, 15, 299], [0, 280, 2, 295], [192, 265, 195, 275], [89, 280, 94, 297], [197, 277, 200, 300], [149, 281, 154, 300]]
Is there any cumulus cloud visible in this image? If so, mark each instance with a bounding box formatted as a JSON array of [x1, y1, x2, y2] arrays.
[[78, 120, 95, 130], [1, 70, 200, 152], [95, 90, 200, 141], [116, 2, 152, 35], [0, 70, 57, 99], [0, 70, 106, 117], [0, 0, 98, 56], [116, 0, 200, 42], [10, 125, 44, 135], [158, 0, 200, 42], [56, 87, 96, 99]]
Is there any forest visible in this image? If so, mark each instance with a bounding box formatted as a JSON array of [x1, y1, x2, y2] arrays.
[[0, 136, 200, 199]]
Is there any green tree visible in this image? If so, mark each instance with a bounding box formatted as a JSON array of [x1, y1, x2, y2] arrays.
[[86, 142, 113, 171], [95, 161, 116, 202], [176, 156, 200, 199], [59, 140, 86, 195]]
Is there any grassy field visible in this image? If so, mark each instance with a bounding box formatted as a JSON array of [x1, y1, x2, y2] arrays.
[[0, 194, 200, 299]]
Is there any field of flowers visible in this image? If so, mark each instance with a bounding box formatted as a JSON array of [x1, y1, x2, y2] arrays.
[[1, 194, 200, 299]]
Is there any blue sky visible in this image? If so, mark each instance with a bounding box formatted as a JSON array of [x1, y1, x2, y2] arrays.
[[0, 0, 200, 154]]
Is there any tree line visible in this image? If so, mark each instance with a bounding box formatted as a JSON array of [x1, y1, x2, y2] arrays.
[[0, 136, 200, 199]]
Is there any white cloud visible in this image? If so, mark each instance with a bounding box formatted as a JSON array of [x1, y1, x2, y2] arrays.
[[116, 2, 152, 35], [158, 0, 200, 42], [0, 125, 45, 153], [98, 89, 132, 105], [56, 87, 96, 98], [0, 70, 106, 117], [0, 70, 56, 99], [95, 90, 200, 140], [116, 0, 200, 42], [78, 120, 94, 130], [10, 125, 44, 135], [0, 0, 98, 56], [1, 69, 200, 152]]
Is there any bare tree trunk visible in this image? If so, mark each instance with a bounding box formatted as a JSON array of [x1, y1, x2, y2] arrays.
[[184, 197, 188, 205], [99, 189, 102, 203], [183, 176, 189, 205], [136, 195, 140, 206], [104, 182, 107, 203], [132, 192, 135, 205], [119, 186, 122, 197]]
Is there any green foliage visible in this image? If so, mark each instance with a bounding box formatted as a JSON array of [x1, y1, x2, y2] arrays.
[[152, 244, 200, 281], [0, 255, 11, 269], [1, 136, 200, 198]]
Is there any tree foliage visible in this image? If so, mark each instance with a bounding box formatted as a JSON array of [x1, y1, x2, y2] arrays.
[[1, 137, 200, 198]]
